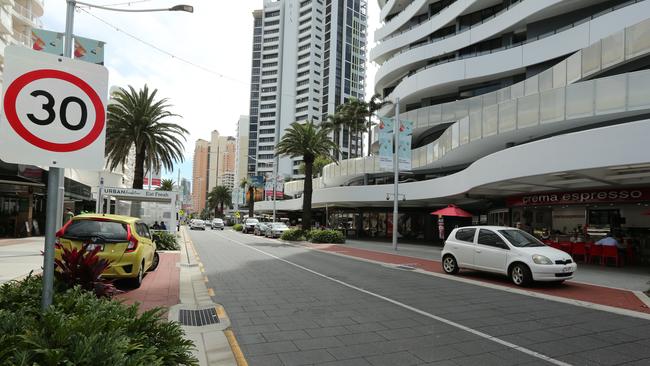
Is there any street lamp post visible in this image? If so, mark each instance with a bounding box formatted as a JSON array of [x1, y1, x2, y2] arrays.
[[40, 0, 193, 311]]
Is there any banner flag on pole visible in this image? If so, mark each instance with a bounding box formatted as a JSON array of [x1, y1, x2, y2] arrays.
[[31, 29, 64, 56], [398, 120, 414, 170], [73, 35, 105, 65], [378, 117, 394, 170]]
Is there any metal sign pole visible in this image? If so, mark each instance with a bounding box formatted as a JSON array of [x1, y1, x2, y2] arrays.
[[41, 0, 75, 311], [272, 157, 277, 222], [392, 98, 400, 251]]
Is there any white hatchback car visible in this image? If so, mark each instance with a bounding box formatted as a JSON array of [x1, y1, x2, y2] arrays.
[[441, 226, 577, 286]]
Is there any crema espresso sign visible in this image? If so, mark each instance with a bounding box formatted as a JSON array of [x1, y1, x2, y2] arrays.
[[506, 188, 650, 207]]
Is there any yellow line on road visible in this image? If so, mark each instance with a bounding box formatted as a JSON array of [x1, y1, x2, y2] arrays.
[[224, 329, 248, 366], [216, 305, 227, 319], [208, 288, 215, 297]]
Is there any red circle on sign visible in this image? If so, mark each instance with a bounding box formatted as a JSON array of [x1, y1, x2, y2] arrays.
[[3, 69, 105, 152]]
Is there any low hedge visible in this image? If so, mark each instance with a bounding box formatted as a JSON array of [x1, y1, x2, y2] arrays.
[[280, 229, 305, 241], [153, 231, 180, 250], [309, 229, 345, 244], [233, 224, 243, 232], [0, 275, 197, 365]]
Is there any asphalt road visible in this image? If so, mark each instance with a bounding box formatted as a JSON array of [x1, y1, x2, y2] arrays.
[[190, 228, 650, 366]]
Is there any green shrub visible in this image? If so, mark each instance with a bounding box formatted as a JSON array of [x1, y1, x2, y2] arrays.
[[233, 224, 243, 232], [0, 275, 198, 365], [309, 229, 345, 244], [153, 231, 180, 250], [280, 228, 305, 241], [305, 229, 319, 241]]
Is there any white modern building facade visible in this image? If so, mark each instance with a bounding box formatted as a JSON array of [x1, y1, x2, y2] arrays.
[[256, 0, 650, 255], [247, 0, 368, 180], [0, 0, 43, 88]]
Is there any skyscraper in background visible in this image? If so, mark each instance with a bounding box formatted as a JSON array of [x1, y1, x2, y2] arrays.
[[208, 130, 237, 192], [191, 139, 209, 213], [246, 0, 368, 180]]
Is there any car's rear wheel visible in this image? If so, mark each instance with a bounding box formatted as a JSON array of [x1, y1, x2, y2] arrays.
[[510, 263, 532, 286], [148, 252, 160, 272], [442, 255, 459, 274], [131, 261, 145, 288]]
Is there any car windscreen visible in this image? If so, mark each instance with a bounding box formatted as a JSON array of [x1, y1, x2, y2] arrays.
[[246, 219, 259, 224], [63, 220, 128, 241], [270, 224, 288, 229], [498, 229, 545, 248]]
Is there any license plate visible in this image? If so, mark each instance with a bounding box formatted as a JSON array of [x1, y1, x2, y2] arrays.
[[85, 243, 104, 252]]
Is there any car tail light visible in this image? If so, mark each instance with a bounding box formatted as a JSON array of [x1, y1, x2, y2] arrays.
[[55, 220, 73, 238], [126, 225, 138, 252]]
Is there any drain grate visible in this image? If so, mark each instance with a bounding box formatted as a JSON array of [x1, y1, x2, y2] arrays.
[[179, 308, 220, 326]]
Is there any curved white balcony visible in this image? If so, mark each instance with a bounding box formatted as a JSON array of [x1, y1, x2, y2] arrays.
[[384, 0, 650, 106], [255, 119, 650, 211], [372, 0, 480, 64], [31, 0, 44, 17], [374, 0, 555, 89], [11, 2, 41, 28], [322, 66, 650, 187], [374, 0, 428, 42], [380, 0, 412, 22]]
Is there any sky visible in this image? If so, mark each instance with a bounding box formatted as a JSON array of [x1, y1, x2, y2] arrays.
[[41, 0, 380, 182]]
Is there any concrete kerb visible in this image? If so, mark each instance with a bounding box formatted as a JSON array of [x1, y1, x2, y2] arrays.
[[271, 238, 650, 321], [171, 227, 238, 366]]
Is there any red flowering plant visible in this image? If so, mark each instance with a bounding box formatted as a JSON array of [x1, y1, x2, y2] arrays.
[[54, 245, 120, 298]]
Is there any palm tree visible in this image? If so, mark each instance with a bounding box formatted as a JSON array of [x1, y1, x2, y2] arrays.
[[324, 110, 346, 160], [342, 98, 369, 158], [366, 94, 387, 157], [240, 177, 256, 218], [276, 121, 338, 230], [105, 85, 188, 191], [208, 186, 232, 216], [157, 179, 174, 191]]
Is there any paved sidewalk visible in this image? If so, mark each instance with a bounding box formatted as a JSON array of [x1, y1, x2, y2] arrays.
[[115, 252, 180, 312], [169, 227, 237, 366], [300, 242, 650, 316], [0, 237, 44, 284]]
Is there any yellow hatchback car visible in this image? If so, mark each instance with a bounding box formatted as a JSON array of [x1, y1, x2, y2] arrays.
[[55, 214, 159, 287]]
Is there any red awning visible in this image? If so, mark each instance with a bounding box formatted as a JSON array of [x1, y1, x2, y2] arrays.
[[430, 204, 473, 218]]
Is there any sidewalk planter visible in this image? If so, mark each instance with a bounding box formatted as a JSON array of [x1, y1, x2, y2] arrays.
[[280, 228, 305, 241], [153, 231, 180, 251], [233, 224, 243, 232], [0, 275, 198, 365], [309, 229, 346, 244]]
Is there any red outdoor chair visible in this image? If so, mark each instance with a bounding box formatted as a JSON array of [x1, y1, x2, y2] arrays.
[[571, 242, 587, 263], [589, 244, 603, 264], [601, 246, 621, 267], [558, 241, 573, 255]]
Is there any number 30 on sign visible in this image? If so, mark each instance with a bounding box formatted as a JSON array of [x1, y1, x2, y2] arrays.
[[0, 45, 108, 170]]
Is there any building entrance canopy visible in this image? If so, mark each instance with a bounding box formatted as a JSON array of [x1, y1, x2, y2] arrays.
[[99, 187, 178, 232]]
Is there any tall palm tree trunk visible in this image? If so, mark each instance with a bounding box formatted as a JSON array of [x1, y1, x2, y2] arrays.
[[367, 114, 372, 157], [302, 155, 314, 231], [130, 146, 146, 216], [248, 186, 254, 218]]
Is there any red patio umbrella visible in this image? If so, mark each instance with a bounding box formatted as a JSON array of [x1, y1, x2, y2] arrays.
[[430, 204, 473, 217]]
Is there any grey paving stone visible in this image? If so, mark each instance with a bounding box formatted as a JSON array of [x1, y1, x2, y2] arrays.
[[244, 340, 298, 356], [262, 330, 311, 342], [316, 358, 373, 366], [453, 353, 515, 366], [409, 344, 465, 362], [278, 349, 336, 366], [235, 332, 266, 345], [306, 326, 352, 338], [246, 354, 284, 366], [344, 322, 388, 333], [327, 343, 385, 360], [450, 339, 505, 356], [365, 351, 422, 366], [294, 336, 345, 350], [336, 331, 387, 345], [237, 323, 281, 335]]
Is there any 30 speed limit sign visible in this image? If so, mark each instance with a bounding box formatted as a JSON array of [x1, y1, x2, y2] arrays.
[[0, 45, 108, 170]]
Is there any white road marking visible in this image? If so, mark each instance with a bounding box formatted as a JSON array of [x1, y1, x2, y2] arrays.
[[209, 230, 571, 366]]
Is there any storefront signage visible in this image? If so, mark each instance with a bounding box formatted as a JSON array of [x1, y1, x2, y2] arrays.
[[101, 187, 175, 200], [507, 188, 650, 207]]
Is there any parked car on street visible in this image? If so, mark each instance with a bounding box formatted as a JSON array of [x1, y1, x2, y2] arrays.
[[242, 218, 259, 234], [55, 214, 159, 287], [211, 218, 224, 230], [441, 226, 577, 286], [189, 219, 206, 230], [254, 223, 269, 236], [265, 223, 290, 238]]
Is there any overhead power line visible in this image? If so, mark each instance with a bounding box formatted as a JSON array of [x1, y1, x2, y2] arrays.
[[77, 7, 248, 85]]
